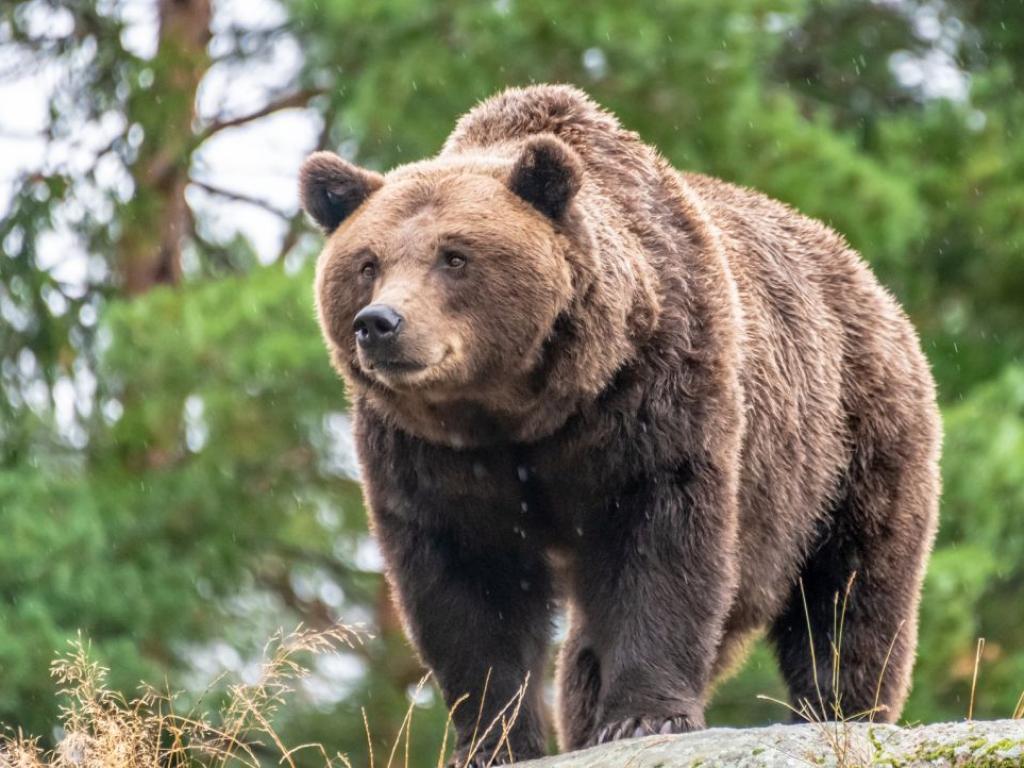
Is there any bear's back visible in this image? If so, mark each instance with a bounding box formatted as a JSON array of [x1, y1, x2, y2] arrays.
[[443, 84, 626, 155], [681, 170, 921, 387]]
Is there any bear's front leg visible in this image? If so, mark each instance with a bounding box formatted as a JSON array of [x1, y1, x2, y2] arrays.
[[568, 459, 740, 749], [372, 505, 554, 766]]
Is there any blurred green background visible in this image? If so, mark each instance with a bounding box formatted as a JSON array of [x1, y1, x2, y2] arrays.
[[1, 0, 1023, 764]]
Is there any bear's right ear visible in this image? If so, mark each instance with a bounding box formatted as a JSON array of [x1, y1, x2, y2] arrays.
[[299, 151, 384, 233], [508, 135, 582, 221]]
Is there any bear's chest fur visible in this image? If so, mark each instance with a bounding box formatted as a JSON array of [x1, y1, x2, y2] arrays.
[[357, 364, 683, 558]]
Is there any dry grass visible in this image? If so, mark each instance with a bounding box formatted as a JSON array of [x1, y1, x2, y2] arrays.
[[0, 625, 530, 768], [754, 575, 1022, 768], [755, 574, 897, 767], [1, 603, 1018, 768], [1014, 689, 1024, 720], [358, 667, 531, 768], [0, 625, 363, 768]]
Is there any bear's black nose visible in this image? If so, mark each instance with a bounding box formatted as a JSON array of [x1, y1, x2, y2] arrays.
[[353, 304, 403, 348]]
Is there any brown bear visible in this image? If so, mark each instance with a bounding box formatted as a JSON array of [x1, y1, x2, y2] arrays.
[[299, 85, 940, 765]]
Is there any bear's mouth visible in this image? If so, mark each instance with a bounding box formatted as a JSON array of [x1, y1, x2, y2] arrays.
[[360, 348, 452, 387], [366, 359, 428, 375]]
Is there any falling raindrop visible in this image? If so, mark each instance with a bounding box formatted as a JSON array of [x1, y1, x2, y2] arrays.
[[582, 47, 608, 80]]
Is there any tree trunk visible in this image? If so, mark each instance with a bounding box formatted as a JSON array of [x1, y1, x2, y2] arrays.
[[117, 0, 211, 295]]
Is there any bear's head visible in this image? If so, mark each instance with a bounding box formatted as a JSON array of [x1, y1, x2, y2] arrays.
[[301, 134, 654, 446]]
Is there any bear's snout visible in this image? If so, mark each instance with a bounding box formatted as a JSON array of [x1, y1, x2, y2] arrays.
[[353, 304, 404, 350]]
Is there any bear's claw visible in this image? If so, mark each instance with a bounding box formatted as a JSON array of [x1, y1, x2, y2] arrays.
[[591, 714, 699, 745], [448, 746, 524, 767], [450, 754, 499, 768], [455, 757, 501, 768]]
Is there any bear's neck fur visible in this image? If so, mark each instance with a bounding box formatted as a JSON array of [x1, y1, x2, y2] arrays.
[[355, 85, 718, 447]]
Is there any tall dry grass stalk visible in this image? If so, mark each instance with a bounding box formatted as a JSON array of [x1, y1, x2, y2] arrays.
[[967, 637, 985, 721], [356, 667, 531, 768], [756, 573, 899, 767]]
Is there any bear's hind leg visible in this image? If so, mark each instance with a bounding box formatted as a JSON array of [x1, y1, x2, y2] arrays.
[[769, 424, 939, 723]]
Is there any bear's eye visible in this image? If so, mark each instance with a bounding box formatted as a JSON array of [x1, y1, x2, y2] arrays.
[[360, 261, 377, 280], [442, 250, 467, 270]]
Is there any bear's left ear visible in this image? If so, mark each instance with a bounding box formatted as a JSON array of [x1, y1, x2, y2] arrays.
[[508, 135, 582, 221], [299, 151, 385, 234]]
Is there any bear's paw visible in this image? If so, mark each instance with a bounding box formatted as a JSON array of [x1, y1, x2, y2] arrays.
[[590, 713, 703, 745]]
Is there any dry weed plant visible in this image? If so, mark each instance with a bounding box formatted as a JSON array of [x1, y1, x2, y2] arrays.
[[754, 575, 1019, 767], [357, 667, 531, 768], [0, 624, 362, 768], [1, 597, 1017, 768], [0, 624, 533, 768], [755, 573, 901, 767]]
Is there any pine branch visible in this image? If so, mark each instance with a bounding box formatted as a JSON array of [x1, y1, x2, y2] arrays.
[[189, 178, 293, 219], [198, 88, 324, 140]]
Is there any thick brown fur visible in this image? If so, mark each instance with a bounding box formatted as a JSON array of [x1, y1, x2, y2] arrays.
[[299, 85, 941, 764]]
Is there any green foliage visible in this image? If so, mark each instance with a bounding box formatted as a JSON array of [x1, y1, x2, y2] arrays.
[[2, 0, 1024, 765], [0, 262, 392, 748], [291, 0, 925, 268], [910, 367, 1024, 721]]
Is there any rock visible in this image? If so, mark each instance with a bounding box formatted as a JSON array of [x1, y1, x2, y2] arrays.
[[516, 720, 1024, 767]]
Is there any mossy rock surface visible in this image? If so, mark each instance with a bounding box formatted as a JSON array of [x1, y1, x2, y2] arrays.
[[515, 719, 1024, 767]]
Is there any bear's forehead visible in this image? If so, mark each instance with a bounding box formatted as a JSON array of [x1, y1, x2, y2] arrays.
[[377, 172, 503, 215], [337, 167, 542, 250]]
